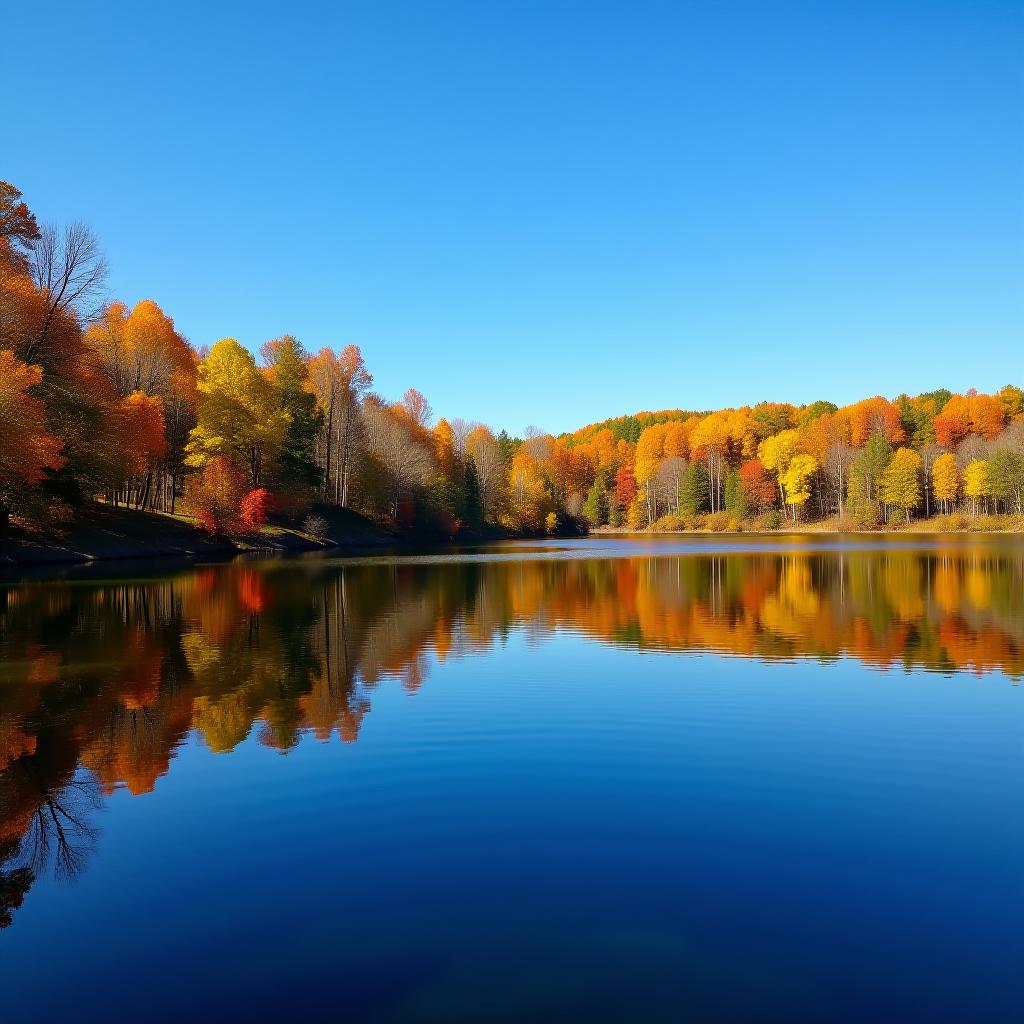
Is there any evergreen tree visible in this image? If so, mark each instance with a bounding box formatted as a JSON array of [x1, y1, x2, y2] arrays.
[[496, 430, 520, 466], [988, 448, 1024, 514], [679, 463, 710, 517], [724, 468, 747, 518], [582, 480, 607, 527], [263, 336, 323, 494], [463, 455, 484, 531], [851, 434, 892, 504]]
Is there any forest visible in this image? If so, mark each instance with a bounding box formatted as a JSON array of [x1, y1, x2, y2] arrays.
[[2, 179, 1023, 539]]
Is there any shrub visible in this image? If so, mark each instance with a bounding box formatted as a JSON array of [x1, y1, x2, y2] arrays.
[[975, 514, 1021, 532], [183, 458, 247, 535], [887, 508, 908, 528], [934, 512, 969, 531], [762, 509, 783, 531], [303, 513, 329, 538], [852, 501, 880, 530], [653, 514, 683, 532], [545, 511, 558, 534], [240, 488, 272, 531], [706, 511, 731, 532]]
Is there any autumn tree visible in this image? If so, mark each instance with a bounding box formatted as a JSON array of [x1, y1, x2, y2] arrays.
[[183, 457, 247, 534], [240, 488, 272, 531], [933, 394, 972, 450], [0, 350, 65, 525], [931, 454, 960, 514], [0, 181, 41, 272], [844, 397, 905, 447], [185, 339, 288, 485], [780, 454, 817, 520], [85, 299, 197, 510], [359, 395, 435, 520], [465, 425, 506, 520], [879, 447, 922, 522], [758, 429, 799, 507], [614, 464, 637, 516], [306, 345, 372, 506], [963, 459, 991, 516], [995, 384, 1024, 422], [113, 392, 167, 508], [738, 458, 775, 514]]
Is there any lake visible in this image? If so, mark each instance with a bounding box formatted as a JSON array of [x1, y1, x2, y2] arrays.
[[1, 535, 1022, 1022]]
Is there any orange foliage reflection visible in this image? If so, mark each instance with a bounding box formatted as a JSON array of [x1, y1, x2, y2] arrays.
[[1, 544, 1022, 926]]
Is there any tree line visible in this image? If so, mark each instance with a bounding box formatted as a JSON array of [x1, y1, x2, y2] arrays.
[[577, 389, 1024, 530], [0, 181, 575, 536], [2, 179, 1022, 536]]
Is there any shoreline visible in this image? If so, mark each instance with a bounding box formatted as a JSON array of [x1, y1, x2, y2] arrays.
[[0, 505, 579, 576], [591, 524, 1024, 538], [3, 507, 1021, 578]]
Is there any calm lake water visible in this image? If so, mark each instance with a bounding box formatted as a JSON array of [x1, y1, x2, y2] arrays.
[[1, 535, 1022, 1022]]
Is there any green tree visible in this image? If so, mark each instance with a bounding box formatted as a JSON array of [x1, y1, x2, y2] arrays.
[[582, 480, 607, 527], [989, 448, 1024, 515], [262, 336, 323, 495], [798, 400, 838, 427], [852, 434, 892, 503], [879, 447, 922, 519], [679, 463, 710, 517], [896, 394, 935, 449], [496, 430, 520, 466], [723, 468, 748, 519], [463, 455, 484, 531]]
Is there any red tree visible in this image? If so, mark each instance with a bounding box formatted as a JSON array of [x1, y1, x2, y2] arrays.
[[614, 464, 636, 510], [240, 488, 272, 531], [738, 458, 776, 512], [183, 458, 246, 535]]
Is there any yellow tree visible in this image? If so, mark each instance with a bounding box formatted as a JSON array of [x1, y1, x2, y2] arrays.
[[963, 459, 991, 516], [691, 411, 749, 513], [184, 339, 288, 484], [758, 429, 800, 508], [432, 418, 457, 477], [780, 453, 817, 520], [995, 384, 1024, 422], [504, 448, 551, 532], [878, 447, 922, 521], [931, 453, 960, 514], [634, 424, 666, 525]]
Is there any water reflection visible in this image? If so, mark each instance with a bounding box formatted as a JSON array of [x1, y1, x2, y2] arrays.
[[1, 541, 1022, 928]]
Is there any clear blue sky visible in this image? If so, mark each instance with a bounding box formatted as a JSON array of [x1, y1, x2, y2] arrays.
[[7, 1, 1022, 435]]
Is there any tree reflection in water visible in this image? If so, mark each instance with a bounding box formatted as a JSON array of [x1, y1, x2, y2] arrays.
[[1, 542, 1022, 926]]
